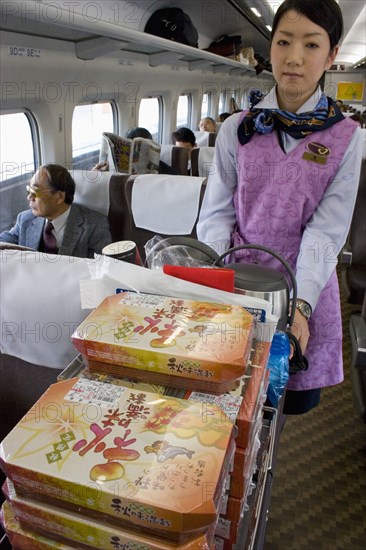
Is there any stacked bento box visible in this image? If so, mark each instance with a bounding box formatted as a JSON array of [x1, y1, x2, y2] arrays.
[[1, 291, 273, 548]]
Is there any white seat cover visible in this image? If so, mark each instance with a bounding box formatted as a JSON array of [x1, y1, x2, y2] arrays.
[[70, 170, 111, 216], [131, 174, 204, 234], [0, 250, 92, 368], [197, 147, 216, 177]]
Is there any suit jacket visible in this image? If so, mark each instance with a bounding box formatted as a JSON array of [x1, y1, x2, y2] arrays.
[[0, 204, 111, 258]]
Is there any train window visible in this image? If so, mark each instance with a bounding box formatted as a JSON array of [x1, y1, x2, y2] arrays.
[[72, 101, 115, 169], [0, 110, 39, 231], [219, 92, 226, 115], [176, 94, 191, 128], [241, 92, 250, 110], [138, 97, 162, 142], [201, 93, 211, 118], [0, 111, 38, 183]]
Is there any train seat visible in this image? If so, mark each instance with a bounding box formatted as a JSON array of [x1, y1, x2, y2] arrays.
[[160, 144, 190, 175], [194, 131, 217, 147], [0, 249, 92, 439], [71, 170, 111, 216], [341, 157, 366, 420], [191, 147, 216, 177], [108, 173, 131, 242], [341, 158, 366, 304], [69, 170, 130, 243], [121, 174, 207, 263]]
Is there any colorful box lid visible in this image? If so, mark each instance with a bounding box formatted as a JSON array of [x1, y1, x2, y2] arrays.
[[71, 292, 254, 392], [0, 378, 235, 539]]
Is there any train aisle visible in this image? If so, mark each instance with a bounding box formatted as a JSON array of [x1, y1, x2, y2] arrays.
[[264, 287, 366, 550]]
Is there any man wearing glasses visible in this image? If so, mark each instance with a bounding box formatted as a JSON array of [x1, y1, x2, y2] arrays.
[[0, 164, 111, 257]]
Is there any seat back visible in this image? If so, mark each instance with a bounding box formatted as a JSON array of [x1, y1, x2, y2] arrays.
[[343, 157, 366, 304], [0, 249, 94, 439], [160, 144, 190, 175], [194, 131, 217, 147], [108, 173, 131, 241], [191, 147, 216, 177], [71, 170, 111, 216], [70, 169, 130, 243], [361, 128, 366, 158], [122, 174, 207, 263]]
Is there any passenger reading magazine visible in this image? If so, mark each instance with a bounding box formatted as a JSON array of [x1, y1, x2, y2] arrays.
[[99, 132, 161, 174]]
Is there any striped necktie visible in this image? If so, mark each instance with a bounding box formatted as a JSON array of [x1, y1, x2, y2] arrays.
[[43, 221, 58, 254]]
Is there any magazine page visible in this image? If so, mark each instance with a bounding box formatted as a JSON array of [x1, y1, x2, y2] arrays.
[[130, 138, 161, 175], [99, 133, 132, 173]]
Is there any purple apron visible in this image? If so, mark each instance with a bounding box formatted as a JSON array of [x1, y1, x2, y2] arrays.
[[233, 115, 357, 390]]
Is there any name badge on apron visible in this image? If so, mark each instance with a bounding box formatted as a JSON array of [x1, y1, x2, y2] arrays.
[[302, 142, 330, 165]]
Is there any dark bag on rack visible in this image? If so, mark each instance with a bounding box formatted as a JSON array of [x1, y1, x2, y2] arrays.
[[204, 35, 242, 58], [144, 8, 199, 47]]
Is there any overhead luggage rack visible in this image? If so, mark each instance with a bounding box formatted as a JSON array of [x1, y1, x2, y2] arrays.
[[3, 0, 273, 77]]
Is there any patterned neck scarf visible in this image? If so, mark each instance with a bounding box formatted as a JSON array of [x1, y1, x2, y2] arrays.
[[238, 89, 344, 146]]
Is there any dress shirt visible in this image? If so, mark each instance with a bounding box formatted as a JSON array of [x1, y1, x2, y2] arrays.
[[47, 207, 70, 247]]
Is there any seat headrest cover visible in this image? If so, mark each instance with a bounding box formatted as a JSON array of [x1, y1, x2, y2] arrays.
[[70, 170, 110, 216], [131, 174, 204, 234]]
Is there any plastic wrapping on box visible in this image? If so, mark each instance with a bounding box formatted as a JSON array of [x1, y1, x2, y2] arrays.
[[1, 378, 234, 541], [72, 291, 254, 394]]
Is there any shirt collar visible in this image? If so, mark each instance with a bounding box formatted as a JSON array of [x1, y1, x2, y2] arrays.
[[47, 206, 70, 234], [256, 86, 323, 113]]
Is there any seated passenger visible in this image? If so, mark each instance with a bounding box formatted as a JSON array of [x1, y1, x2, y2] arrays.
[[93, 127, 178, 174], [198, 117, 216, 132], [350, 113, 363, 126], [125, 127, 154, 140], [335, 99, 345, 112], [172, 127, 197, 159], [217, 112, 231, 122], [0, 163, 111, 258]]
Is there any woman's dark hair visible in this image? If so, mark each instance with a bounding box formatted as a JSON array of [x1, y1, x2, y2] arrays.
[[270, 0, 343, 51], [41, 163, 75, 204]]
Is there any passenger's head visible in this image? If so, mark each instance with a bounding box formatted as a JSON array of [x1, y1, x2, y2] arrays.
[[172, 127, 197, 156], [269, 0, 342, 110], [199, 117, 216, 132], [217, 112, 231, 122], [27, 164, 75, 220], [335, 100, 346, 112], [350, 113, 363, 126], [125, 127, 153, 140]]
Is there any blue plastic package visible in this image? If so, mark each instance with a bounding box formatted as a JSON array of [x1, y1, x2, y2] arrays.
[[267, 330, 290, 407]]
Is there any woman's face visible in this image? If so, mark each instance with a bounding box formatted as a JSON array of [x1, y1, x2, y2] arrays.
[[270, 10, 338, 111]]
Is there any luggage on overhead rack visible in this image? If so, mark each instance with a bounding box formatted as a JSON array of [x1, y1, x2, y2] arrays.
[[144, 7, 199, 47]]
